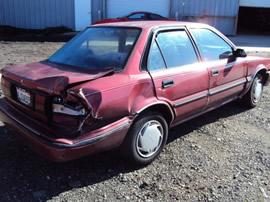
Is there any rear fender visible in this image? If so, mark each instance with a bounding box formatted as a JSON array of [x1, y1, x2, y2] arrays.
[[130, 98, 175, 125]]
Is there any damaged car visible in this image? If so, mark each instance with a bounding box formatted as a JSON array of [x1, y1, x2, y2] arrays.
[[0, 21, 270, 165]]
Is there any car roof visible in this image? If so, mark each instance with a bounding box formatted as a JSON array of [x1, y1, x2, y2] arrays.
[[91, 20, 210, 30]]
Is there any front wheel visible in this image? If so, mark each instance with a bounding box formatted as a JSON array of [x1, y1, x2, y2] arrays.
[[123, 112, 168, 165], [243, 73, 264, 108]]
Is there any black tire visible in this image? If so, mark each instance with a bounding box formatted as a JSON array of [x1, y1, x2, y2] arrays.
[[122, 112, 168, 166], [243, 73, 264, 108]]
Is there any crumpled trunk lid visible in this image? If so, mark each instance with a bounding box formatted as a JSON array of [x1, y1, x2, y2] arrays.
[[2, 61, 114, 95]]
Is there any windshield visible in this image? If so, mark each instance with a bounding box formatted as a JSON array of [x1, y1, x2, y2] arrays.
[[49, 27, 141, 70]]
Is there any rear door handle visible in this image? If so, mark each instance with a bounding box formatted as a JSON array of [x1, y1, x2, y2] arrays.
[[211, 69, 219, 76], [162, 79, 174, 88]]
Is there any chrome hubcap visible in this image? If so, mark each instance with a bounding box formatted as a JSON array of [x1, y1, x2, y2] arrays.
[[253, 79, 263, 102], [136, 120, 163, 158]]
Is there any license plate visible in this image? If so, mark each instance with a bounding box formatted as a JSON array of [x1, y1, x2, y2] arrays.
[[16, 87, 31, 106]]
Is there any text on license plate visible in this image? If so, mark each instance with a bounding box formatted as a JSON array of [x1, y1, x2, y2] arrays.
[[16, 87, 31, 106]]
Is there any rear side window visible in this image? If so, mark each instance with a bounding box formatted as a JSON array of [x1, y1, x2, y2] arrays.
[[156, 31, 198, 68], [128, 13, 147, 20], [150, 14, 166, 20], [190, 29, 233, 61]]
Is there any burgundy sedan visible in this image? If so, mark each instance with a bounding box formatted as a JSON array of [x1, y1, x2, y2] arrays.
[[0, 21, 269, 165], [92, 11, 175, 25]]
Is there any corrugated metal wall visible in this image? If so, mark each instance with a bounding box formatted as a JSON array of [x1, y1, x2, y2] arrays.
[[0, 0, 75, 30], [171, 0, 240, 35]]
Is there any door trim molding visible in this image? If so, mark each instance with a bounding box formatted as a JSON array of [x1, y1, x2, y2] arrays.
[[173, 93, 208, 108], [209, 79, 246, 96]]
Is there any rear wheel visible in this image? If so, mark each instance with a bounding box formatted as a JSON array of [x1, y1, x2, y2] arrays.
[[123, 112, 168, 165], [243, 73, 264, 108]]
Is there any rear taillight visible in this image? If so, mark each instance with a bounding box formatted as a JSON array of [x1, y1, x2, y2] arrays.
[[1, 76, 11, 97], [35, 94, 47, 114]]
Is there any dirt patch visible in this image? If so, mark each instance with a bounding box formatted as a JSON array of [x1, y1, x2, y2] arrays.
[[0, 42, 269, 201], [0, 41, 64, 68]]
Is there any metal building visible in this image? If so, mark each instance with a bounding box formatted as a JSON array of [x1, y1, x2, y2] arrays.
[[0, 0, 91, 31], [0, 0, 269, 35], [91, 0, 240, 36], [171, 0, 239, 36], [0, 0, 75, 30], [91, 0, 170, 23]]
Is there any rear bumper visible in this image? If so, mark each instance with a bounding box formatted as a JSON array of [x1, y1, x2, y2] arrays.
[[0, 98, 131, 162]]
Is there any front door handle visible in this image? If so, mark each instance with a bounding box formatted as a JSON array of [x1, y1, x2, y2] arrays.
[[162, 79, 174, 88], [211, 69, 219, 76]]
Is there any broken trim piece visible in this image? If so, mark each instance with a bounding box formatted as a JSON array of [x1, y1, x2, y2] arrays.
[[52, 103, 86, 116]]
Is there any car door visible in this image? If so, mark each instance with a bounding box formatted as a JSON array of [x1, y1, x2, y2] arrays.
[[146, 29, 209, 125], [189, 28, 247, 109]]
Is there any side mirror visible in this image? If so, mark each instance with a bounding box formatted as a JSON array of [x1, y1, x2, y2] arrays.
[[219, 51, 233, 60], [233, 48, 247, 58]]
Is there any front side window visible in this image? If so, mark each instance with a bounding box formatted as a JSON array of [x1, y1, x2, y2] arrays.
[[156, 31, 198, 68], [49, 27, 141, 70], [190, 29, 233, 61]]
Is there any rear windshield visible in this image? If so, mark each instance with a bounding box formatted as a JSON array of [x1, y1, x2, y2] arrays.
[[49, 27, 141, 71]]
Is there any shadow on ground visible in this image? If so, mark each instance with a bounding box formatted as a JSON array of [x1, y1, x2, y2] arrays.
[[0, 100, 248, 201]]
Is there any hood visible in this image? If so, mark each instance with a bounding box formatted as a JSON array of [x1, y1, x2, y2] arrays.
[[2, 61, 114, 94]]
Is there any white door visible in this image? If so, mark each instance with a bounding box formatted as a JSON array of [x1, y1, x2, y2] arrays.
[[74, 0, 91, 31], [107, 0, 170, 18]]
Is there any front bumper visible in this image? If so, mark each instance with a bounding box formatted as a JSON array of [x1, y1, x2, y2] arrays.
[[0, 98, 131, 162]]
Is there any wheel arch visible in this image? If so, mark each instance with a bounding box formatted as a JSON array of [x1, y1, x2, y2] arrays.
[[241, 66, 269, 98], [257, 68, 269, 86], [251, 66, 269, 85], [133, 102, 175, 126]]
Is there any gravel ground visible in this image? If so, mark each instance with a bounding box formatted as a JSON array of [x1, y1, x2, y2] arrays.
[[0, 41, 269, 201]]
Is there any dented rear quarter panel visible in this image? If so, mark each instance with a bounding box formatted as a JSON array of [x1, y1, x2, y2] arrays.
[[69, 72, 155, 119]]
